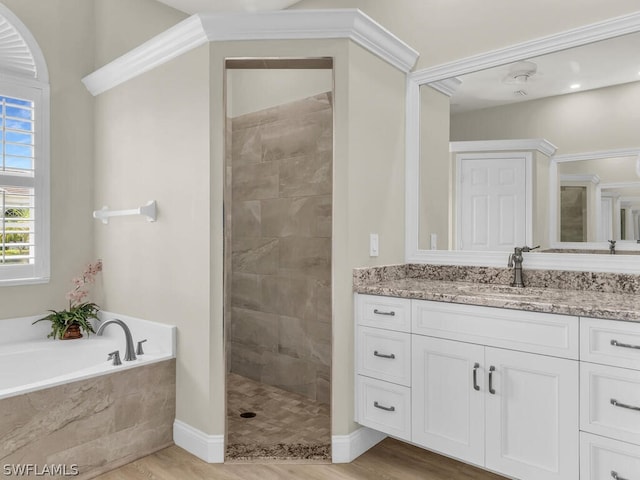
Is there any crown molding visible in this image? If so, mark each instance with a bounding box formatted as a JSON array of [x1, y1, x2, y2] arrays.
[[553, 147, 640, 163], [560, 173, 601, 185], [409, 10, 640, 85], [428, 77, 461, 97], [450, 138, 557, 157], [82, 15, 208, 96], [82, 9, 418, 96]]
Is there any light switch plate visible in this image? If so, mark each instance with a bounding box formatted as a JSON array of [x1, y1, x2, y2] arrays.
[[370, 233, 379, 257]]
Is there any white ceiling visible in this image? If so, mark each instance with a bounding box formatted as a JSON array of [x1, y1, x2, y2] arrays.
[[449, 31, 640, 113], [155, 0, 301, 15]]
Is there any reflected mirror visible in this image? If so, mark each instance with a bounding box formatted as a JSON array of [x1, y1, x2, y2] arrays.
[[418, 30, 640, 254]]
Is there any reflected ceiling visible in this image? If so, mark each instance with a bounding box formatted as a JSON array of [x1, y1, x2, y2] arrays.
[[450, 31, 640, 113]]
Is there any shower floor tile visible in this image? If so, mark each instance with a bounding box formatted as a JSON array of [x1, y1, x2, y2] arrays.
[[226, 373, 331, 462]]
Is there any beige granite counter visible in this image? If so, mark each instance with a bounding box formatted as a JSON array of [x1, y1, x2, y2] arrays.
[[353, 265, 640, 323]]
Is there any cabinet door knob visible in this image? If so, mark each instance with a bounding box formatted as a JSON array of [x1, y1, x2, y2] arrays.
[[473, 362, 480, 391], [373, 401, 395, 412], [489, 366, 496, 394], [373, 350, 396, 359]]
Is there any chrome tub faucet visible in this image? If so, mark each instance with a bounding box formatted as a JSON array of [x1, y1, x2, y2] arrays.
[[508, 245, 540, 287], [97, 319, 137, 361]]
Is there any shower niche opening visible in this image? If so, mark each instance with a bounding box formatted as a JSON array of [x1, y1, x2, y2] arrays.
[[224, 58, 333, 462]]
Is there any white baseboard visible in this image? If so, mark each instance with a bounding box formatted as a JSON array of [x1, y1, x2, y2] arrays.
[[332, 427, 387, 463], [174, 420, 385, 464], [173, 420, 225, 463]]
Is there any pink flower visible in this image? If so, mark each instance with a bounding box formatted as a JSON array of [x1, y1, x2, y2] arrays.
[[66, 259, 102, 308]]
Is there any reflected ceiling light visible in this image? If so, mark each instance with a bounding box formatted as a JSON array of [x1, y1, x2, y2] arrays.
[[570, 83, 581, 89], [503, 61, 538, 84]]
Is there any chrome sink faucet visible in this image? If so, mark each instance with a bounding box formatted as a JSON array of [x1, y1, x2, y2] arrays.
[[609, 239, 616, 254], [507, 245, 540, 287], [97, 319, 137, 361]]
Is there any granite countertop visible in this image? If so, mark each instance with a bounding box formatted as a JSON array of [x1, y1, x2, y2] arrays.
[[354, 277, 640, 323]]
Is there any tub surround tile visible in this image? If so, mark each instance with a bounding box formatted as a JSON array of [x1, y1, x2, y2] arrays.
[[353, 264, 640, 322], [0, 360, 175, 480]]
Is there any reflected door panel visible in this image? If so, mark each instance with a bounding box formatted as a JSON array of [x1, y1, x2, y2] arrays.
[[459, 157, 527, 251]]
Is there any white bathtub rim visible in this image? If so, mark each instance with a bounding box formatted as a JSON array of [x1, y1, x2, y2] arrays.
[[0, 311, 176, 400], [0, 352, 174, 400]]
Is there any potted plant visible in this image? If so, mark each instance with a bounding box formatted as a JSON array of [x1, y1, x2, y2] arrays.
[[34, 260, 103, 339]]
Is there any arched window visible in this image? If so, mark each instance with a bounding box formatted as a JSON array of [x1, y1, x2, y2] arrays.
[[0, 3, 49, 285]]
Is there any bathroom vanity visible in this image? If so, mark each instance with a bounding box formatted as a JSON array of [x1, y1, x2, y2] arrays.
[[353, 266, 640, 480]]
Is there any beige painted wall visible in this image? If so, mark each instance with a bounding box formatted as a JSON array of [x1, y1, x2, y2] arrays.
[[94, 44, 212, 432], [291, 0, 640, 69], [227, 69, 333, 117], [94, 0, 187, 67], [419, 85, 451, 250], [451, 82, 640, 154], [0, 0, 96, 320]]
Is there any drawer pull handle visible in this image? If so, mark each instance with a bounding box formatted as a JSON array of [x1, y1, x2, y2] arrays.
[[611, 398, 640, 412], [373, 401, 395, 412], [373, 309, 396, 316], [611, 339, 640, 350], [373, 350, 396, 359], [473, 362, 480, 391], [489, 366, 496, 394], [611, 471, 630, 480]]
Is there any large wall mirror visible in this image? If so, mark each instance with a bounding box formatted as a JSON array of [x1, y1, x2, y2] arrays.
[[406, 11, 640, 272]]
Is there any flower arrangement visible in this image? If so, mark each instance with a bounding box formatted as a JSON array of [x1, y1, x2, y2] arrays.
[[33, 260, 103, 339]]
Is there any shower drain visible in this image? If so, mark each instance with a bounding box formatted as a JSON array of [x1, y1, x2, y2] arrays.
[[240, 412, 256, 418]]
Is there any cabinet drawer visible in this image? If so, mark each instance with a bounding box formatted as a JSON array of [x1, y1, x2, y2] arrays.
[[356, 294, 411, 332], [580, 362, 640, 445], [580, 432, 640, 480], [356, 375, 411, 441], [357, 326, 411, 386], [581, 318, 640, 370], [412, 300, 578, 359]]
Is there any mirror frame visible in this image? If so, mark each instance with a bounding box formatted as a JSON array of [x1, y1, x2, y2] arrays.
[[405, 10, 640, 273], [549, 147, 640, 250]]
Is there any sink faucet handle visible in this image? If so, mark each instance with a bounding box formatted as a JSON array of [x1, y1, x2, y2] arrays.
[[136, 339, 147, 355], [522, 245, 540, 252], [107, 350, 122, 366]]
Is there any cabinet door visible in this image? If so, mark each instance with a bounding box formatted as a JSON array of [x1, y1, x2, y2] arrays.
[[412, 335, 485, 466], [485, 348, 579, 480]]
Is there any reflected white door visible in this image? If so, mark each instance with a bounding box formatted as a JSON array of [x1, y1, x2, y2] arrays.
[[459, 155, 528, 251], [599, 197, 613, 241]]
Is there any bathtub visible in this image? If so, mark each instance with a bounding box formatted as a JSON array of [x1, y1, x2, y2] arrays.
[[0, 311, 177, 479], [0, 311, 176, 400]]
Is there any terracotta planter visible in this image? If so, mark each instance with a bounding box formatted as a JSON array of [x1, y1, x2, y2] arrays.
[[62, 323, 83, 340]]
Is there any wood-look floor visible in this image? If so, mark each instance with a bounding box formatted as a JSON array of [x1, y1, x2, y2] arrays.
[[96, 438, 507, 480]]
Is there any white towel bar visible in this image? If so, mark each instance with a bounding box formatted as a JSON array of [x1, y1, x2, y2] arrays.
[[93, 200, 157, 224]]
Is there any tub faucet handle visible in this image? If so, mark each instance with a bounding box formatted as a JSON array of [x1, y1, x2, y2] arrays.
[[136, 339, 147, 355], [107, 350, 122, 366]]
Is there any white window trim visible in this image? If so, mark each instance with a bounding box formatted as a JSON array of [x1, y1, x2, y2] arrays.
[[0, 0, 50, 286], [0, 74, 50, 286]]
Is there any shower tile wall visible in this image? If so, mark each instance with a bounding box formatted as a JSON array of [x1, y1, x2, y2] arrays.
[[229, 92, 332, 404]]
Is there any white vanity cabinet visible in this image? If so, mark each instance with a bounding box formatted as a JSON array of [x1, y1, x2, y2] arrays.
[[355, 295, 412, 441], [579, 317, 640, 480], [355, 293, 581, 480], [411, 300, 579, 480]]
